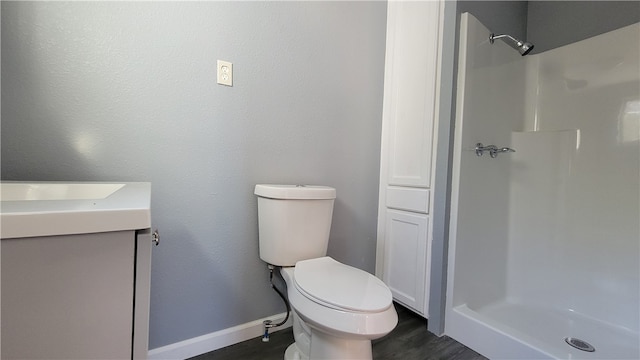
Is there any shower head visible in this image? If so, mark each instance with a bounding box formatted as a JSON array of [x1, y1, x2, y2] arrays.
[[489, 33, 534, 56]]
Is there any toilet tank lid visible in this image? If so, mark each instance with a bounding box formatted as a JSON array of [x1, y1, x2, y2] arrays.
[[254, 184, 336, 200]]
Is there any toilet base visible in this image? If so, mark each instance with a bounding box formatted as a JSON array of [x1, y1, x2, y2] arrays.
[[284, 342, 308, 360], [309, 330, 372, 360], [284, 331, 373, 360]]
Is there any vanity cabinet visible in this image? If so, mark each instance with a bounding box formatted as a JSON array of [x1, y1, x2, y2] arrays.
[[0, 182, 152, 359], [1, 231, 152, 359], [376, 0, 442, 316]]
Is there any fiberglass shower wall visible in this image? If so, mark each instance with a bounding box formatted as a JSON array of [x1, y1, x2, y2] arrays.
[[510, 21, 640, 332], [448, 12, 528, 312], [446, 13, 639, 360]]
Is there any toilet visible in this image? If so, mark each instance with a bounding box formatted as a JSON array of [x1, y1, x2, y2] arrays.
[[255, 184, 398, 360]]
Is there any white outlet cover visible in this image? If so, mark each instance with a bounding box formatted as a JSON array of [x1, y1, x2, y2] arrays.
[[217, 60, 233, 86]]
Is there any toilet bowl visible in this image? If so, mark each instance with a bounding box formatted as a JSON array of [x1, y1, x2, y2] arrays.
[[280, 257, 398, 360]]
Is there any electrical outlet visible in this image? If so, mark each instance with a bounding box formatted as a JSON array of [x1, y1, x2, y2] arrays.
[[217, 60, 233, 86]]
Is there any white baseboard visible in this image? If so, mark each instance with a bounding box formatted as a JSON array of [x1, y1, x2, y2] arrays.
[[148, 312, 292, 360]]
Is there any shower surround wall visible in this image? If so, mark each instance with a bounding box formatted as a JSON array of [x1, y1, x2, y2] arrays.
[[447, 13, 639, 360]]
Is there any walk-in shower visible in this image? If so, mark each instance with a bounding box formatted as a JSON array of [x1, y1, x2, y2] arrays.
[[446, 13, 639, 360]]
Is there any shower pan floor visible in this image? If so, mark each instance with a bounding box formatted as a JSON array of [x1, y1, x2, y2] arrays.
[[457, 300, 639, 359]]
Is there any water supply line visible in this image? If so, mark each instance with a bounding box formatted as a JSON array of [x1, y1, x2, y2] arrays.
[[262, 264, 291, 342]]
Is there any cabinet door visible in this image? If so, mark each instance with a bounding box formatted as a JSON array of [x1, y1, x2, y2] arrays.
[[1, 231, 134, 359], [383, 209, 430, 314], [384, 0, 440, 187]]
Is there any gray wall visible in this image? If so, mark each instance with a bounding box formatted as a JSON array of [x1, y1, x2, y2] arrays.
[[458, 1, 528, 41], [528, 1, 640, 53], [1, 1, 387, 349], [457, 1, 639, 55]]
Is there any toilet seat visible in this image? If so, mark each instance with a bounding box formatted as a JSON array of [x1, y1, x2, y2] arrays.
[[281, 265, 398, 340], [294, 257, 392, 313]]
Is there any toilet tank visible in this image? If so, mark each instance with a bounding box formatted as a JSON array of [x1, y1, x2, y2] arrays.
[[255, 184, 336, 266]]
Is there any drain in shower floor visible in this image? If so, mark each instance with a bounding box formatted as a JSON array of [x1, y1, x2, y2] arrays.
[[564, 337, 595, 352]]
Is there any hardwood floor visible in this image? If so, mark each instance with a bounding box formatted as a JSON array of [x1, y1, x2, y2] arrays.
[[190, 303, 487, 360]]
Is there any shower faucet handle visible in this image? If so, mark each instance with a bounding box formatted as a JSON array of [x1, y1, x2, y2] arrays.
[[475, 143, 516, 158], [475, 143, 496, 156]]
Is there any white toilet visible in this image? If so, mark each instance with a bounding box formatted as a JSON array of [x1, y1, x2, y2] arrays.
[[255, 184, 398, 360]]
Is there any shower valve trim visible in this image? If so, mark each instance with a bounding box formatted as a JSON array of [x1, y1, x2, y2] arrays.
[[475, 143, 516, 158]]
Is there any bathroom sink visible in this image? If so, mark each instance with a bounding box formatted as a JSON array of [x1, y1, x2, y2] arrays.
[[0, 181, 151, 239]]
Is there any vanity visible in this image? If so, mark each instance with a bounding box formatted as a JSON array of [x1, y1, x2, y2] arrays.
[[1, 182, 153, 359]]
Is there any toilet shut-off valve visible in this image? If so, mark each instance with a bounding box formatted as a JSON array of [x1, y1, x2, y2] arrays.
[[262, 320, 273, 342]]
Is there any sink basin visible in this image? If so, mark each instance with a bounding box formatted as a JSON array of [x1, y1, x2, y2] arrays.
[[1, 181, 151, 239], [1, 183, 125, 201]]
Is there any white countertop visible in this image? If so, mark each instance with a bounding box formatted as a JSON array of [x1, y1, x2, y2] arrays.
[[1, 182, 151, 239]]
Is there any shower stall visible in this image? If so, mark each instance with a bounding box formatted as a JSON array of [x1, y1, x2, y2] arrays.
[[446, 13, 639, 359]]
